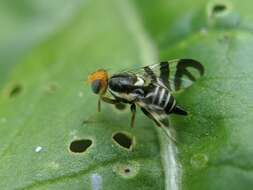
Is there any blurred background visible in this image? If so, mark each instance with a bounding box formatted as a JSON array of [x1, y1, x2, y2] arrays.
[[0, 0, 85, 88]]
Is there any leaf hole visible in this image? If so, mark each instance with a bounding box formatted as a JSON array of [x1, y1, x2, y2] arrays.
[[7, 83, 23, 98], [124, 168, 130, 173], [113, 161, 140, 178], [112, 132, 133, 150], [212, 4, 227, 14], [46, 82, 59, 93], [69, 139, 92, 153], [208, 1, 231, 18]]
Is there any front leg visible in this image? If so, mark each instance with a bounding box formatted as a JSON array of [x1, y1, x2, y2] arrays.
[[101, 96, 120, 104], [130, 104, 136, 128], [98, 96, 120, 112]]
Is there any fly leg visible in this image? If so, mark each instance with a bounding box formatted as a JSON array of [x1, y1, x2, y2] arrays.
[[140, 108, 161, 127], [130, 104, 136, 128], [140, 108, 177, 143], [141, 108, 169, 128], [97, 98, 101, 112], [99, 96, 120, 112]]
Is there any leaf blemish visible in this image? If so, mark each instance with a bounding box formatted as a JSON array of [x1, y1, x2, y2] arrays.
[[190, 153, 209, 169], [212, 4, 227, 14], [47, 161, 60, 170], [112, 132, 134, 150], [113, 161, 140, 178], [46, 82, 59, 93], [5, 83, 23, 98], [124, 168, 130, 173], [69, 139, 92, 153]]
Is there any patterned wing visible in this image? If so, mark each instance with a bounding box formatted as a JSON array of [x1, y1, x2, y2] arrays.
[[124, 59, 204, 92]]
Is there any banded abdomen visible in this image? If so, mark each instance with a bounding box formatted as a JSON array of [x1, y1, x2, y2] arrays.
[[138, 85, 187, 116]]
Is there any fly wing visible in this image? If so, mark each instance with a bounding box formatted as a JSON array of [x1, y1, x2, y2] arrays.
[[124, 59, 204, 92], [140, 107, 177, 142]]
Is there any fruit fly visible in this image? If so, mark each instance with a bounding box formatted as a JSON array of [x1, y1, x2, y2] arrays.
[[87, 59, 204, 139]]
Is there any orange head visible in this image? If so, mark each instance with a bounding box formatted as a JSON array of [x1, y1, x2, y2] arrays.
[[88, 69, 109, 95]]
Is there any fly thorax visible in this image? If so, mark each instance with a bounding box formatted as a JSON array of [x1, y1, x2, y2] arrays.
[[134, 76, 145, 86], [108, 73, 140, 102]]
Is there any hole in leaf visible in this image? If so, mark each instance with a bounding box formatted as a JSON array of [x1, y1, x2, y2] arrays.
[[212, 4, 227, 14], [113, 132, 133, 150], [46, 82, 59, 93], [7, 83, 22, 98], [113, 161, 140, 178], [69, 139, 92, 153], [124, 168, 130, 173]]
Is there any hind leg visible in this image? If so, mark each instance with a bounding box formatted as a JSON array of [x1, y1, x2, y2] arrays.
[[141, 108, 163, 127], [130, 104, 136, 128], [140, 108, 176, 142]]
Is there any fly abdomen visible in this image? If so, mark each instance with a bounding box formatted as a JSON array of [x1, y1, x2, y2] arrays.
[[139, 85, 188, 118], [161, 89, 187, 115], [144, 86, 176, 113], [164, 92, 176, 114]]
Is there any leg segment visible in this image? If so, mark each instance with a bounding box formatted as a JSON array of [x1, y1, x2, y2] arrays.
[[130, 104, 136, 128], [98, 96, 120, 112], [140, 108, 176, 142], [140, 108, 161, 127], [97, 98, 101, 112], [101, 96, 120, 104]]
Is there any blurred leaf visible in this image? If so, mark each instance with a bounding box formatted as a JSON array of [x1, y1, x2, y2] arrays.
[[0, 0, 164, 189], [0, 0, 84, 88], [135, 0, 253, 189], [1, 0, 253, 190]]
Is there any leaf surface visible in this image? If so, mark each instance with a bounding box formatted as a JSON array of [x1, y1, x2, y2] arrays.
[[1, 0, 253, 190]]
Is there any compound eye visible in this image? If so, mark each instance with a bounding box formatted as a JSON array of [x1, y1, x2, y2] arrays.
[[91, 80, 102, 94]]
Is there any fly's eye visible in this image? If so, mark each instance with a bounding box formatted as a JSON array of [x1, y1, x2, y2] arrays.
[[91, 80, 102, 94]]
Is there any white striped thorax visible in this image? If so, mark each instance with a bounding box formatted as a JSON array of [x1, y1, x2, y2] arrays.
[[108, 88, 138, 102], [134, 76, 145, 86], [107, 74, 146, 102]]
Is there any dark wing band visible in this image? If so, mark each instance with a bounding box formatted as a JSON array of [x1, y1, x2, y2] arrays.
[[123, 59, 205, 92]]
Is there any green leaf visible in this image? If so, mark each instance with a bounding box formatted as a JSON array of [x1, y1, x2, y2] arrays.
[[0, 0, 84, 89], [1, 0, 253, 190], [134, 0, 253, 189], [0, 1, 164, 189]]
